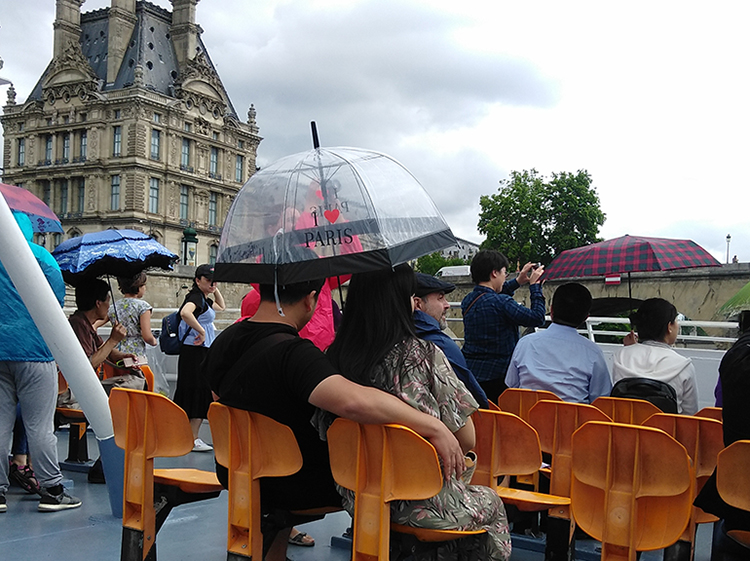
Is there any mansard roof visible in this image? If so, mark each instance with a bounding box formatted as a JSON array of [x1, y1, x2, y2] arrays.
[[27, 0, 238, 119]]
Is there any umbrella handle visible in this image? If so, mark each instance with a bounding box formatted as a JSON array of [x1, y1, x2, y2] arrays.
[[107, 275, 120, 323]]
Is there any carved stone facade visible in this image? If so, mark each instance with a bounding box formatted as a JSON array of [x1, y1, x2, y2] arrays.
[[0, 0, 261, 267]]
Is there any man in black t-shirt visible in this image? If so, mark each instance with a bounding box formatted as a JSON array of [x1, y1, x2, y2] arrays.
[[204, 277, 466, 561]]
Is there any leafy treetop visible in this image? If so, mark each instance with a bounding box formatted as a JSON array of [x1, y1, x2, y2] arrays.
[[477, 169, 605, 266]]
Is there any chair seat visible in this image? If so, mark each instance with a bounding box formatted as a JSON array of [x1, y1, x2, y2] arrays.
[[727, 529, 750, 549], [154, 468, 223, 494], [391, 523, 485, 542], [56, 407, 86, 420], [496, 487, 571, 512]]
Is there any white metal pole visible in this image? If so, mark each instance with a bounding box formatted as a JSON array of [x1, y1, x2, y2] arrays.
[[0, 196, 114, 438]]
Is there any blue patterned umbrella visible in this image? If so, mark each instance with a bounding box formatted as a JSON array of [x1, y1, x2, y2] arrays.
[[52, 229, 178, 286]]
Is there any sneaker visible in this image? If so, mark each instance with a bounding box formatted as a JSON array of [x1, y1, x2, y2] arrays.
[[192, 438, 213, 452], [38, 488, 82, 512], [9, 463, 41, 494], [0, 494, 6, 513]]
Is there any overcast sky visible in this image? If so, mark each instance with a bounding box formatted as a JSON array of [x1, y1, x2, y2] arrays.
[[2, 0, 749, 263]]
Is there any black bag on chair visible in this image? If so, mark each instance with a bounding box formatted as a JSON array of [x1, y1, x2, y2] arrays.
[[610, 377, 679, 413]]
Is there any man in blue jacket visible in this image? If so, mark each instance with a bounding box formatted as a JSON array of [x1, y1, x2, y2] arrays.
[[0, 212, 81, 512], [413, 273, 489, 408]]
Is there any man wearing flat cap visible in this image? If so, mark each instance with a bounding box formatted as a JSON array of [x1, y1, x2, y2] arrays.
[[413, 273, 489, 408]]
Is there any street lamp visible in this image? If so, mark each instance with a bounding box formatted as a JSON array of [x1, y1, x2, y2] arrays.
[[182, 227, 198, 266], [726, 234, 732, 264]]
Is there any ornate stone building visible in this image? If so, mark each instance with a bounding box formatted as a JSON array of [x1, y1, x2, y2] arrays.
[[0, 0, 261, 266]]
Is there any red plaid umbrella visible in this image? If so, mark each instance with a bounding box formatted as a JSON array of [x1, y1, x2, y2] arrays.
[[544, 235, 720, 280], [543, 235, 721, 302]]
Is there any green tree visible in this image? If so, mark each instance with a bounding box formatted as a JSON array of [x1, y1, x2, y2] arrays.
[[414, 252, 467, 276], [477, 169, 605, 265]]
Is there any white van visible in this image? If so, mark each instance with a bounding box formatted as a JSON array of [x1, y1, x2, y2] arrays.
[[435, 265, 471, 277]]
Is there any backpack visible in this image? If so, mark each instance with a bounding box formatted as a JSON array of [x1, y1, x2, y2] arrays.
[[610, 377, 679, 413], [159, 311, 188, 355], [159, 295, 206, 355]]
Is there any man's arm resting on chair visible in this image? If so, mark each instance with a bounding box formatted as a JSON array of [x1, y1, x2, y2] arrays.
[[309, 374, 466, 479]]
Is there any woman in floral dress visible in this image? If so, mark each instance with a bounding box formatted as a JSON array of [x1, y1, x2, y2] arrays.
[[108, 272, 157, 357], [322, 264, 511, 561]]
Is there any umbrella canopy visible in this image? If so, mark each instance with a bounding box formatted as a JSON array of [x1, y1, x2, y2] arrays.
[[0, 182, 62, 233], [543, 235, 721, 280], [215, 146, 456, 284], [718, 280, 750, 318], [52, 229, 178, 286]]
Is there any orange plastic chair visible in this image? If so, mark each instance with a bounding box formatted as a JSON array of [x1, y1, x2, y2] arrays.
[[110, 388, 223, 561], [716, 440, 750, 548], [695, 406, 723, 422], [643, 413, 724, 558], [497, 388, 562, 486], [571, 421, 694, 561], [55, 369, 91, 465], [527, 400, 612, 559], [327, 418, 484, 561], [497, 388, 562, 421], [591, 396, 661, 425], [527, 400, 611, 509], [208, 402, 308, 561], [139, 365, 155, 393], [471, 408, 570, 515]]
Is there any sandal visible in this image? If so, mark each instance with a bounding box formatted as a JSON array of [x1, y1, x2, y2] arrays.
[[288, 531, 315, 547], [9, 463, 41, 494]]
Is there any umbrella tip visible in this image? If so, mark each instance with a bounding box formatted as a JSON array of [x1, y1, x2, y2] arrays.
[[311, 121, 320, 149]]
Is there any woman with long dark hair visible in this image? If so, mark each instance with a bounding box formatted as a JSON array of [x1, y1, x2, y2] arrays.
[[173, 264, 225, 451], [323, 264, 511, 561], [612, 297, 698, 414]]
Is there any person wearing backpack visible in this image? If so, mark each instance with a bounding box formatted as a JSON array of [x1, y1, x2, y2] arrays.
[[612, 298, 698, 415], [172, 264, 225, 452]]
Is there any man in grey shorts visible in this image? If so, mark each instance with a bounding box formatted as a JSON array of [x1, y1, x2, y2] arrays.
[[0, 212, 81, 512]]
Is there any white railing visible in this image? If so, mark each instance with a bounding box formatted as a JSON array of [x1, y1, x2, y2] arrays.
[[446, 304, 739, 347]]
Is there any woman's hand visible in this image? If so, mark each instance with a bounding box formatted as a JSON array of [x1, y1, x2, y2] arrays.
[[623, 330, 638, 346], [193, 330, 206, 346], [427, 423, 466, 480]]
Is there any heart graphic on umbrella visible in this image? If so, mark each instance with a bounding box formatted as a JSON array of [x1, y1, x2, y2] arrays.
[[324, 209, 340, 224]]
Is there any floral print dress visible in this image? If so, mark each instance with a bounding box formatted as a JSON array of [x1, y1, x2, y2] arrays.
[[319, 337, 512, 561], [108, 297, 153, 356]]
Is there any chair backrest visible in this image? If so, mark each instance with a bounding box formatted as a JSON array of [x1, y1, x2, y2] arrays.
[[716, 440, 750, 512], [528, 400, 611, 502], [327, 418, 444, 561], [609, 377, 678, 414], [592, 396, 661, 425], [643, 413, 724, 525], [571, 421, 694, 560], [471, 408, 543, 488], [109, 388, 195, 536], [695, 407, 723, 422], [716, 440, 750, 549], [497, 388, 562, 421], [139, 365, 155, 392], [207, 403, 303, 561], [57, 369, 68, 395]]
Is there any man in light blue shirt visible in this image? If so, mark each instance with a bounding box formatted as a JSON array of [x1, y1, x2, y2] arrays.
[[506, 283, 611, 403]]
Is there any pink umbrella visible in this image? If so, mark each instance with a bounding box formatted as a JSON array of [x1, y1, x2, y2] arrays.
[[0, 183, 63, 233]]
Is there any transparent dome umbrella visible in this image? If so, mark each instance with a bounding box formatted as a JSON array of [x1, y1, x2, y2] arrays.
[[215, 146, 456, 285]]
